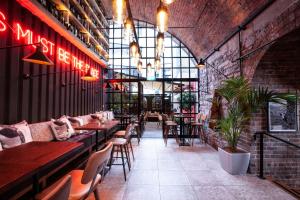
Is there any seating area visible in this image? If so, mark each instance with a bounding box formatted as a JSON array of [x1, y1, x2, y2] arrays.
[[1, 0, 300, 199]]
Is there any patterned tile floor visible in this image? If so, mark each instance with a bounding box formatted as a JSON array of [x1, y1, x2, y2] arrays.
[[87, 135, 296, 200]]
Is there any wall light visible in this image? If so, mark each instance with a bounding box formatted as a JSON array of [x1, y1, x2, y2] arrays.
[[81, 68, 98, 81], [196, 58, 205, 69], [124, 17, 134, 41], [161, 0, 176, 5]]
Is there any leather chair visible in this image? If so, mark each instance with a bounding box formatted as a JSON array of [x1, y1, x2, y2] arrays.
[[68, 142, 113, 200], [35, 175, 72, 200]]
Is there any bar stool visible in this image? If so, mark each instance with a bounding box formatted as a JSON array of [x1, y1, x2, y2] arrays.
[[191, 113, 206, 146], [162, 114, 179, 146], [68, 142, 113, 200], [114, 122, 136, 161], [35, 175, 72, 200], [109, 124, 134, 181]]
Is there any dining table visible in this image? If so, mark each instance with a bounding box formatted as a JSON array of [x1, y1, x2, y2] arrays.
[[0, 141, 83, 199], [75, 120, 120, 150], [174, 114, 195, 146]]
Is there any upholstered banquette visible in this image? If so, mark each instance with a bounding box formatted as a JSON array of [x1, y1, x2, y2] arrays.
[[0, 111, 116, 152]]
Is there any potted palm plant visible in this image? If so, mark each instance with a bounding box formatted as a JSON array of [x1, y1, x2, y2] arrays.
[[216, 76, 294, 175]]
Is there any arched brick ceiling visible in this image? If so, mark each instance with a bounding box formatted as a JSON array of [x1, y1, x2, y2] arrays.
[[102, 0, 268, 60]]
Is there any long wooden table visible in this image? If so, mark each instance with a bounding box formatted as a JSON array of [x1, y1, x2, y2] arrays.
[[75, 120, 120, 150], [0, 141, 83, 198]]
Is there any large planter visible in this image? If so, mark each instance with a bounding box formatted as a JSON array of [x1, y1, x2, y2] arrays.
[[218, 147, 250, 175]]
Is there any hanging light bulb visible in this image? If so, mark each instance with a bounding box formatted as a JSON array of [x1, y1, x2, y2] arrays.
[[161, 0, 176, 5], [156, 3, 169, 33], [147, 62, 152, 70], [124, 17, 134, 41], [112, 0, 126, 24], [137, 60, 143, 72], [156, 32, 164, 57], [129, 41, 139, 58], [155, 58, 161, 72], [196, 58, 205, 69]]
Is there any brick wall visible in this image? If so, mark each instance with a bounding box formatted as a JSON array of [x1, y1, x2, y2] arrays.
[[200, 0, 300, 188]]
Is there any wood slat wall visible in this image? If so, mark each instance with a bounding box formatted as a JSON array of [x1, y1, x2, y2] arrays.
[[0, 0, 103, 124]]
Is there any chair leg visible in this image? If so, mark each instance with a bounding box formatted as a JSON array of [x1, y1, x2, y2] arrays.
[[164, 126, 169, 146], [173, 126, 179, 144], [129, 140, 135, 160], [124, 144, 131, 170], [191, 126, 195, 146], [94, 187, 101, 200], [120, 146, 127, 181], [108, 145, 115, 170]]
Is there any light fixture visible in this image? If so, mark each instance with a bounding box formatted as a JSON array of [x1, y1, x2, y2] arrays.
[[156, 32, 164, 57], [112, 0, 126, 24], [137, 60, 143, 72], [155, 58, 161, 72], [147, 63, 152, 70], [124, 17, 134, 41], [161, 0, 176, 5], [129, 41, 139, 57], [196, 58, 205, 69], [156, 2, 169, 33], [81, 68, 98, 81], [115, 84, 120, 90], [22, 46, 54, 65], [105, 82, 112, 89]]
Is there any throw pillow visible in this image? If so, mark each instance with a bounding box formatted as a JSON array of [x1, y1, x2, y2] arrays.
[[58, 115, 75, 135], [12, 120, 33, 143], [68, 117, 85, 134], [0, 127, 25, 149], [50, 120, 71, 141]]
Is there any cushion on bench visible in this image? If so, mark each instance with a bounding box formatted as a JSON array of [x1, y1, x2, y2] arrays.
[[29, 121, 54, 142]]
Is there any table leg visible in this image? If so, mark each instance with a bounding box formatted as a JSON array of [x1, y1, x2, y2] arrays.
[[33, 174, 40, 196], [179, 118, 190, 146], [96, 130, 99, 150]]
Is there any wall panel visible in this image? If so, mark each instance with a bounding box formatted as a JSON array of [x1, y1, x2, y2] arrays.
[[0, 1, 103, 124]]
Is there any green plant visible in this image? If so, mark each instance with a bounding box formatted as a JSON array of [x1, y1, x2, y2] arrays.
[[178, 92, 196, 111], [216, 76, 295, 152]]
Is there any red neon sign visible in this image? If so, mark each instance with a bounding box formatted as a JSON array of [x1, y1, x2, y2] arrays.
[[0, 12, 7, 32], [0, 10, 99, 79]]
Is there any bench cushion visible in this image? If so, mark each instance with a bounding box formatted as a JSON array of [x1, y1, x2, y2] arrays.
[[29, 121, 54, 142]]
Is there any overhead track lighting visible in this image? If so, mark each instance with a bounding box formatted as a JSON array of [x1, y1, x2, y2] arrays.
[[196, 58, 205, 69], [156, 2, 169, 33], [112, 0, 126, 24], [156, 32, 164, 57]]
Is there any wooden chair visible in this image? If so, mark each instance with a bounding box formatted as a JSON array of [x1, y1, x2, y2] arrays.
[[161, 114, 179, 146], [108, 124, 134, 181], [68, 142, 113, 200], [191, 114, 206, 146], [35, 175, 72, 200]]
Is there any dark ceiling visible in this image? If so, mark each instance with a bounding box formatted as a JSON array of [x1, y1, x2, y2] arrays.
[[102, 0, 268, 60]]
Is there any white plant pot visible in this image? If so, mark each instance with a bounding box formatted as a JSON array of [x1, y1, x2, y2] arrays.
[[218, 147, 250, 175]]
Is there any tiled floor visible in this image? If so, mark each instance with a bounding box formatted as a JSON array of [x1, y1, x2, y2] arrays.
[[89, 136, 296, 200]]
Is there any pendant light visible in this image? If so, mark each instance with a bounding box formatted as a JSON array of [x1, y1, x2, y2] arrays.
[[161, 0, 176, 5], [156, 2, 169, 33], [105, 82, 112, 89], [137, 60, 143, 72], [22, 46, 54, 66], [112, 0, 126, 24], [129, 41, 139, 58], [115, 84, 120, 90], [147, 62, 152, 70], [155, 58, 161, 72], [81, 68, 98, 81], [196, 58, 205, 69], [156, 32, 164, 57], [124, 17, 134, 41]]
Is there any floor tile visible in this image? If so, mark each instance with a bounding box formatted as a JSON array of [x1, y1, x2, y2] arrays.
[[159, 170, 190, 186], [123, 185, 160, 200], [160, 185, 197, 200]]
